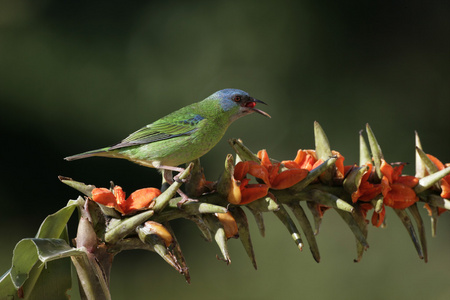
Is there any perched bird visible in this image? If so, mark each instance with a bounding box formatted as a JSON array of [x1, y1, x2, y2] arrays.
[[65, 88, 270, 200]]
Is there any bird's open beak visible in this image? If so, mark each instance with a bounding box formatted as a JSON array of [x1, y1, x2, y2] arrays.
[[248, 99, 271, 118]]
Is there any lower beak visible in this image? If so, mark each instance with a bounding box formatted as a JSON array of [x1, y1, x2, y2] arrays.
[[251, 99, 271, 118], [251, 108, 271, 118]]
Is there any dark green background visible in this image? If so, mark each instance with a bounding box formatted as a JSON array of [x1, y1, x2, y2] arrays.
[[1, 1, 449, 299]]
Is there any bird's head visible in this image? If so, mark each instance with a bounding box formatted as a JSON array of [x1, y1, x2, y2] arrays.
[[210, 88, 271, 122]]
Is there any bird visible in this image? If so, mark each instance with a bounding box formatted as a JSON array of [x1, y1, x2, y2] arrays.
[[65, 88, 270, 202]]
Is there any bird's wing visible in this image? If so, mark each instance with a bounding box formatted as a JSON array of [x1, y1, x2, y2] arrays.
[[109, 113, 205, 150]]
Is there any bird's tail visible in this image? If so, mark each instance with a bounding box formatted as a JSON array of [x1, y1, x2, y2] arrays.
[[64, 147, 111, 161]]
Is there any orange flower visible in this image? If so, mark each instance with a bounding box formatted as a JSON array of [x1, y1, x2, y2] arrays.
[[238, 181, 270, 205], [331, 150, 346, 180], [283, 149, 322, 171], [232, 161, 270, 205], [92, 186, 161, 215], [425, 154, 450, 199], [359, 202, 385, 228], [230, 149, 310, 205], [420, 153, 450, 216], [353, 160, 418, 226], [310, 202, 331, 218], [359, 202, 372, 220], [351, 163, 383, 203], [291, 149, 348, 185], [424, 203, 447, 217], [380, 160, 419, 209], [292, 149, 346, 182], [371, 206, 386, 227], [258, 149, 309, 189]]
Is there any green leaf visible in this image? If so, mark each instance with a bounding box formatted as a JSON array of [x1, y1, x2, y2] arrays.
[[366, 123, 383, 181], [427, 194, 450, 210], [314, 121, 332, 160], [415, 167, 450, 194], [10, 239, 81, 288], [29, 258, 72, 300], [229, 207, 258, 269], [8, 238, 84, 299], [306, 201, 324, 235], [246, 207, 266, 237], [0, 269, 18, 300], [163, 223, 190, 283], [352, 204, 369, 263], [10, 239, 38, 289], [228, 138, 260, 163], [58, 176, 96, 198], [0, 199, 81, 299], [153, 200, 227, 223], [36, 197, 82, 239], [273, 205, 303, 251], [371, 195, 384, 213], [424, 194, 448, 237], [343, 165, 369, 196], [217, 154, 236, 199], [187, 215, 213, 242], [314, 121, 334, 184], [408, 204, 428, 263], [415, 131, 426, 178], [334, 208, 369, 250], [359, 130, 371, 166], [137, 225, 182, 273], [415, 146, 440, 175], [203, 214, 231, 264], [290, 157, 337, 192], [105, 210, 155, 244], [393, 209, 424, 261], [246, 195, 279, 212], [311, 189, 354, 213], [287, 202, 320, 262]]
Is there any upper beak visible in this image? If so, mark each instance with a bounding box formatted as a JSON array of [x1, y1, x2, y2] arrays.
[[250, 98, 271, 118]]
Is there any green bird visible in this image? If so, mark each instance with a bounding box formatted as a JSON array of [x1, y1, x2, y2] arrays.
[[65, 88, 270, 200]]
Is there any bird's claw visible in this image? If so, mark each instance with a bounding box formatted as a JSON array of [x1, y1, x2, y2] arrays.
[[176, 196, 198, 208], [173, 175, 187, 184], [173, 172, 191, 184], [174, 188, 197, 208]]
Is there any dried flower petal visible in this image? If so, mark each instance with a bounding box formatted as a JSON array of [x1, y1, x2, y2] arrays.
[[142, 221, 174, 247], [216, 212, 239, 239]]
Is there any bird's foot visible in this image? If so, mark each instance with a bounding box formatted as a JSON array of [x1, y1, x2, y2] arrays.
[[161, 167, 191, 184], [173, 172, 190, 183], [176, 189, 198, 208]]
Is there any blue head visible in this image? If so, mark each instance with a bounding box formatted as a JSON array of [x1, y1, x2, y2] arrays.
[[207, 88, 270, 121]]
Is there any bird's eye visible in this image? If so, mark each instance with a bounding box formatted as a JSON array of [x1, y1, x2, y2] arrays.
[[233, 96, 242, 102]]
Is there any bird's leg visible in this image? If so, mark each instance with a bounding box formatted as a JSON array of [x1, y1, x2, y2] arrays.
[[160, 165, 188, 183], [161, 168, 197, 208], [162, 168, 175, 185]]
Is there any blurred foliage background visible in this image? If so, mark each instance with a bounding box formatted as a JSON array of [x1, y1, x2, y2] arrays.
[[1, 0, 449, 299]]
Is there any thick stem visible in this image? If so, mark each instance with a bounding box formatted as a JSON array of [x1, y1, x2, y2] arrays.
[[71, 249, 112, 300]]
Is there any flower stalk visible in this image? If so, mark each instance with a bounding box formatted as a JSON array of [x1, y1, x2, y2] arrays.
[[6, 121, 450, 299]]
